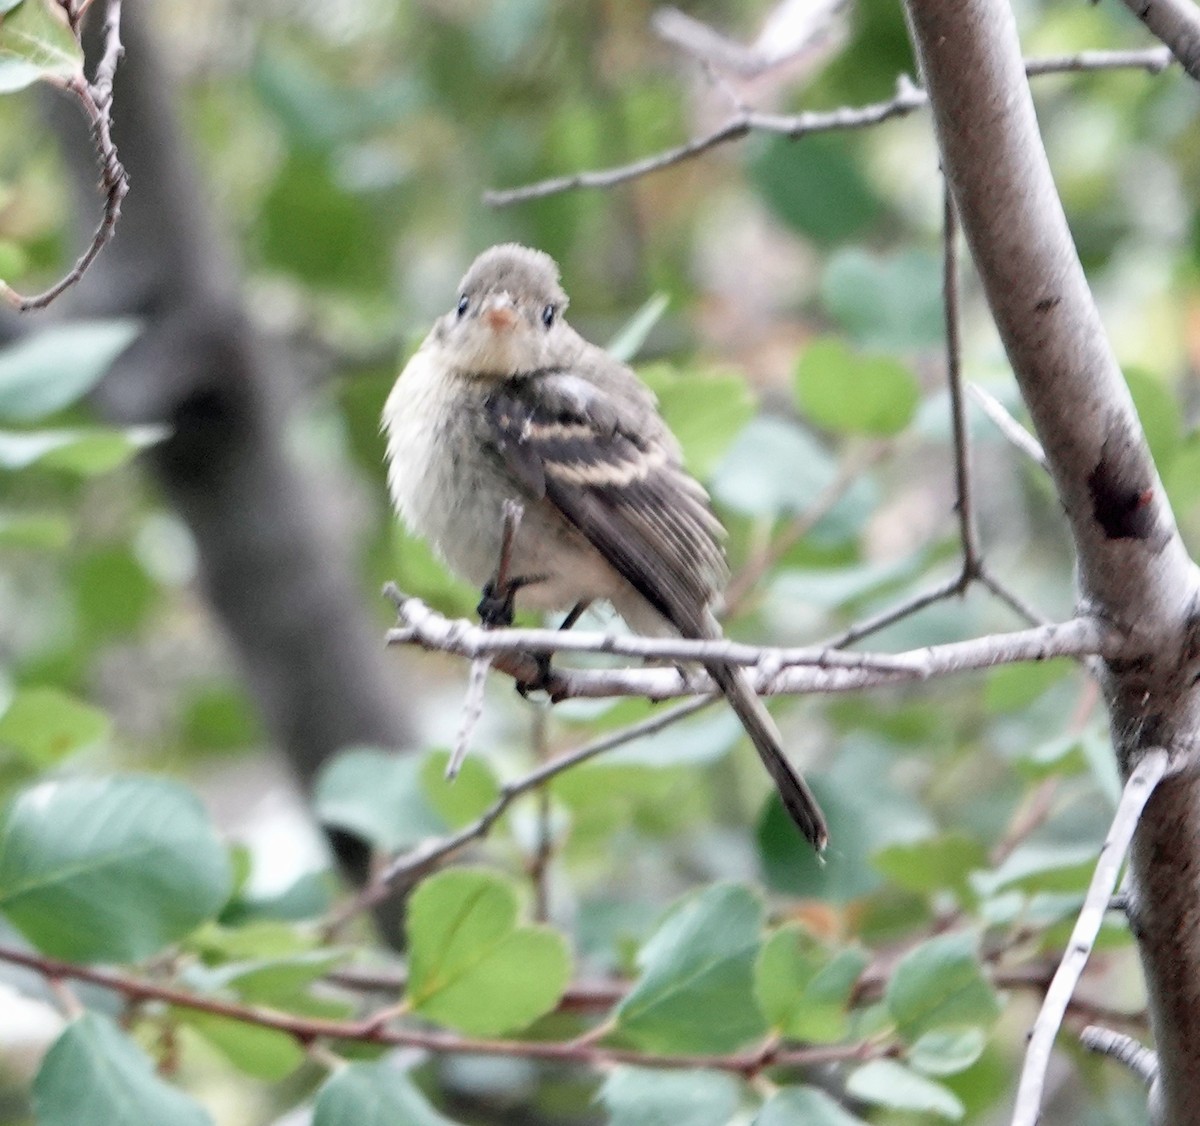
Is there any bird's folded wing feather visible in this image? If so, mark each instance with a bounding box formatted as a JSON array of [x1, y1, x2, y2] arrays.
[[484, 369, 727, 634]]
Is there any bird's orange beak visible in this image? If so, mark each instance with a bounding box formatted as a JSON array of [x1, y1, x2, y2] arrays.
[[483, 297, 517, 332]]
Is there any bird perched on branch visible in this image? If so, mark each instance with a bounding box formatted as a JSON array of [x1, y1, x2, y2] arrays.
[[383, 243, 828, 851]]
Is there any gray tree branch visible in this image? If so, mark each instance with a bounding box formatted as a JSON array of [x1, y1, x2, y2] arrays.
[[903, 1, 1200, 1120]]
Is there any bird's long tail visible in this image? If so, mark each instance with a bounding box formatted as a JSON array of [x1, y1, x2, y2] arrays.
[[705, 659, 828, 852]]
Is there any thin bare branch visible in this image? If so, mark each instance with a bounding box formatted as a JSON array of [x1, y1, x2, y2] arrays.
[[331, 697, 714, 923], [1012, 748, 1172, 1126], [969, 383, 1049, 471], [1080, 1025, 1159, 1088], [1112, 0, 1200, 81], [0, 940, 886, 1076], [943, 180, 981, 575], [386, 601, 1118, 701], [446, 501, 524, 779], [2, 0, 128, 311], [485, 49, 1174, 207]]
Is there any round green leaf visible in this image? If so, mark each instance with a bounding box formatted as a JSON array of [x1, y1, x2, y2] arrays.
[[33, 1013, 212, 1126], [908, 1027, 987, 1077], [419, 749, 501, 828], [0, 320, 141, 421], [872, 833, 987, 899], [754, 925, 868, 1042], [795, 338, 920, 436], [845, 1059, 964, 1120], [884, 932, 1000, 1042], [315, 747, 447, 852], [710, 415, 838, 518], [0, 774, 233, 962], [755, 1087, 870, 1125], [180, 1011, 304, 1082], [750, 134, 881, 244], [639, 362, 756, 478], [314, 1061, 461, 1126], [821, 247, 945, 351], [600, 1066, 741, 1126], [0, 686, 109, 766], [406, 868, 571, 1035], [616, 883, 767, 1053]]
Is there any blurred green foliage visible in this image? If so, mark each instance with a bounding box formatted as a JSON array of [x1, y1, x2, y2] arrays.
[[0, 0, 1194, 1123]]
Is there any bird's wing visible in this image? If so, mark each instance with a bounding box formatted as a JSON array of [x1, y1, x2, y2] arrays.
[[485, 368, 727, 633]]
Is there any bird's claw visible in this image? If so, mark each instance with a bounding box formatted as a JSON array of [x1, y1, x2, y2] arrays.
[[477, 580, 517, 629]]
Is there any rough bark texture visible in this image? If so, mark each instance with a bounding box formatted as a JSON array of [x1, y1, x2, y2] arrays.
[[904, 1, 1200, 1119], [45, 2, 415, 892]]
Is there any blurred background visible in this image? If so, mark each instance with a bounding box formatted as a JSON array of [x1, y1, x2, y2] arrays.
[[0, 0, 1197, 1122]]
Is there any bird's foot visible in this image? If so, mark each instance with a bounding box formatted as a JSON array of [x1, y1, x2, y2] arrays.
[[516, 653, 565, 702], [477, 579, 517, 629]]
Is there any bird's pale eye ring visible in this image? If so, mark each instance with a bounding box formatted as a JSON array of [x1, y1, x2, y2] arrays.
[[456, 294, 470, 318], [541, 303, 556, 328]]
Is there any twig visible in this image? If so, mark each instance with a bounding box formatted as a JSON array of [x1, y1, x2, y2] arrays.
[[1079, 1025, 1159, 1087], [943, 181, 981, 576], [1112, 0, 1200, 82], [2, 0, 128, 311], [0, 940, 885, 1076], [529, 701, 553, 922], [387, 605, 1121, 701], [447, 500, 524, 779], [329, 697, 715, 924], [1012, 747, 1172, 1126], [485, 49, 1174, 207], [969, 384, 1049, 471]]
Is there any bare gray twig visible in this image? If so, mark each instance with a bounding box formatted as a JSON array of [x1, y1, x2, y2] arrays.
[[1112, 0, 1200, 81], [385, 595, 1120, 700], [1080, 1025, 1159, 1088], [969, 383, 1049, 471], [2, 0, 128, 311], [485, 49, 1174, 207], [1012, 748, 1172, 1126]]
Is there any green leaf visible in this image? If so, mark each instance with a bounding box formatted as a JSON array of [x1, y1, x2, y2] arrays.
[[872, 833, 987, 899], [599, 1067, 742, 1126], [0, 510, 70, 548], [0, 425, 166, 474], [640, 363, 757, 478], [749, 133, 881, 244], [0, 320, 141, 420], [0, 0, 81, 93], [313, 1060, 461, 1126], [419, 749, 501, 828], [0, 774, 233, 962], [755, 1087, 869, 1125], [885, 932, 1000, 1042], [616, 883, 767, 1053], [972, 840, 1096, 897], [710, 415, 837, 518], [908, 1027, 987, 1077], [795, 338, 920, 436], [0, 686, 109, 766], [754, 925, 868, 1042], [314, 747, 447, 852], [406, 868, 570, 1035], [845, 1059, 964, 1120], [180, 1011, 304, 1082], [33, 1013, 212, 1126], [607, 293, 670, 363], [821, 248, 945, 351]]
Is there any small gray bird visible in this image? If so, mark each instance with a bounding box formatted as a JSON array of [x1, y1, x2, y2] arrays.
[[383, 243, 827, 850]]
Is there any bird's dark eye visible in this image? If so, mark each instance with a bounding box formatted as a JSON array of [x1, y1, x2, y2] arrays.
[[456, 294, 469, 318], [541, 304, 556, 328]]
